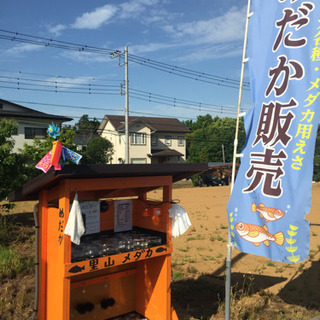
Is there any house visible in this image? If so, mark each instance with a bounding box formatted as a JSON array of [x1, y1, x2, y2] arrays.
[[0, 99, 72, 152], [97, 115, 191, 164]]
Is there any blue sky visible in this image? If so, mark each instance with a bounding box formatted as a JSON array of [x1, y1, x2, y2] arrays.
[[0, 0, 252, 125]]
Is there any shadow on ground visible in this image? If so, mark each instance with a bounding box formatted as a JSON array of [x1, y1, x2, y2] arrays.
[[278, 259, 320, 310], [172, 271, 287, 320]]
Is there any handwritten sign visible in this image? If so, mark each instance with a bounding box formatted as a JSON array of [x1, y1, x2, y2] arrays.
[[79, 201, 100, 235], [114, 199, 132, 232]]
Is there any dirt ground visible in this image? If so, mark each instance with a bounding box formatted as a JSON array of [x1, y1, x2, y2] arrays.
[[1, 182, 320, 319], [167, 182, 320, 319]]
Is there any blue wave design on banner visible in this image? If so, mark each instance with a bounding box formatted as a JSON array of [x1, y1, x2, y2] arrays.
[[227, 0, 320, 263]]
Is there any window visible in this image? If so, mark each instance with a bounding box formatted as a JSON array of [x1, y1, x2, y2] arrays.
[[151, 135, 157, 146], [165, 136, 171, 146], [25, 127, 47, 139], [178, 136, 184, 146], [131, 158, 147, 164], [131, 133, 146, 145]]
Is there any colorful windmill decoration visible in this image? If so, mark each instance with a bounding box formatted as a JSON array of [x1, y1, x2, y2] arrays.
[[36, 123, 82, 173]]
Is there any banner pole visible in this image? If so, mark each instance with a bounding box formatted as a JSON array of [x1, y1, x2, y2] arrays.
[[225, 0, 252, 319]]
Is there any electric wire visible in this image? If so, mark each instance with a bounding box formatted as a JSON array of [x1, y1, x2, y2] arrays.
[[0, 29, 250, 89], [0, 75, 120, 88], [1, 74, 248, 115], [8, 99, 215, 121], [0, 29, 114, 54], [128, 55, 250, 90], [9, 100, 123, 113], [0, 69, 122, 83], [0, 85, 120, 95]]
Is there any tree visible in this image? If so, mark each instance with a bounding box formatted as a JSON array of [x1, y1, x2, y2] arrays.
[[0, 119, 26, 201], [185, 115, 246, 163], [82, 136, 113, 164], [74, 114, 100, 147]]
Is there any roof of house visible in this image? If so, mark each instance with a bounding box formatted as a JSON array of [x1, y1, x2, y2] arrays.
[[0, 99, 73, 122], [98, 115, 191, 133], [150, 149, 184, 157]]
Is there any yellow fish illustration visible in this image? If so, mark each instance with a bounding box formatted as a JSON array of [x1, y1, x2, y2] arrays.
[[235, 222, 284, 247], [251, 203, 285, 223]]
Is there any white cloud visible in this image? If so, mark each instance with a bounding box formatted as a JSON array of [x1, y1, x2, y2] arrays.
[[46, 76, 94, 89], [164, 6, 247, 45], [119, 0, 160, 19], [2, 43, 43, 56], [130, 42, 177, 54], [71, 4, 118, 29], [60, 51, 109, 63], [48, 24, 66, 37], [174, 43, 243, 63], [46, 0, 168, 36]]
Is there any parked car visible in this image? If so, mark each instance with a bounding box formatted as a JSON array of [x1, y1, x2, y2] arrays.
[[201, 174, 223, 187]]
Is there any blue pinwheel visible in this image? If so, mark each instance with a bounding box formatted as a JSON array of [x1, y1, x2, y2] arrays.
[[47, 123, 60, 139]]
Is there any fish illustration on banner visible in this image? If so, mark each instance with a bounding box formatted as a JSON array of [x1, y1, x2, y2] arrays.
[[35, 123, 82, 173], [227, 1, 320, 263]]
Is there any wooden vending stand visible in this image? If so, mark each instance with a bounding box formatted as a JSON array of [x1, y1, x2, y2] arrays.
[[9, 163, 207, 320]]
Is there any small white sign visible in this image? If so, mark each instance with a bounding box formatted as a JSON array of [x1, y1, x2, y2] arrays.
[[114, 199, 133, 232], [80, 201, 100, 235]]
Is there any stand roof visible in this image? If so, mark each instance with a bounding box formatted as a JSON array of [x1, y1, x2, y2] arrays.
[[9, 163, 208, 202]]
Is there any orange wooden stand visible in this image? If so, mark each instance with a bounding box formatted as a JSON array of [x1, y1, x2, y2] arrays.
[[37, 175, 177, 320]]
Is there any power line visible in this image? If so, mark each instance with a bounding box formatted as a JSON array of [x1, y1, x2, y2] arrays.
[[1, 74, 247, 116], [0, 29, 250, 89], [0, 85, 120, 95], [0, 29, 114, 54], [0, 75, 119, 89], [129, 87, 247, 115], [128, 54, 250, 90], [8, 100, 204, 121], [9, 100, 123, 113], [0, 69, 122, 82]]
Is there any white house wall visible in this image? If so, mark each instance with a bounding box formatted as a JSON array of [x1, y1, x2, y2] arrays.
[[100, 121, 123, 163], [154, 132, 186, 161], [129, 123, 151, 164], [12, 119, 61, 152]]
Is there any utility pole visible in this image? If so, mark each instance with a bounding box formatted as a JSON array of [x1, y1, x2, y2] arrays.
[[110, 46, 130, 164], [124, 46, 129, 164], [222, 144, 225, 163]]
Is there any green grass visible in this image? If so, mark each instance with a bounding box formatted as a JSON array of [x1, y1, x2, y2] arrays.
[[275, 266, 285, 273], [0, 247, 34, 279], [0, 215, 14, 245], [210, 235, 227, 243], [172, 271, 184, 281], [178, 246, 190, 252], [186, 265, 197, 274], [267, 261, 276, 267], [0, 213, 34, 280], [186, 234, 204, 241], [199, 254, 215, 262]]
